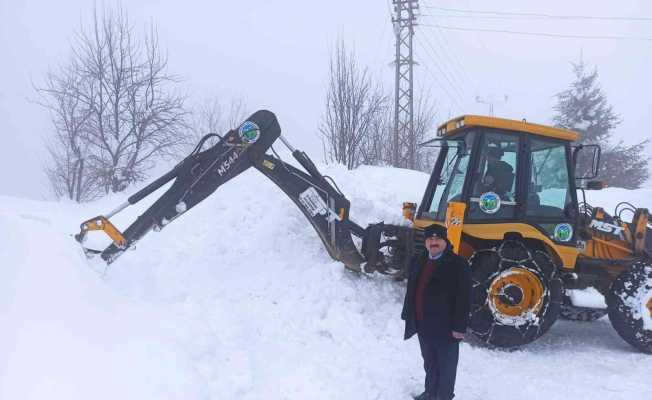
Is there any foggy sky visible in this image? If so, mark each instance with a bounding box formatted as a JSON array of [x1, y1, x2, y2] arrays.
[[1, 0, 651, 199]]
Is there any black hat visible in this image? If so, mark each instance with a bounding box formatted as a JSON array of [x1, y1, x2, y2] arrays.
[[423, 224, 447, 240]]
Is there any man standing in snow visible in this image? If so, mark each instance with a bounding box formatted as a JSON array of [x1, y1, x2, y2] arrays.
[[401, 224, 472, 400]]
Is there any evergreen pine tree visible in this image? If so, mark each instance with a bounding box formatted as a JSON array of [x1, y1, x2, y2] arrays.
[[553, 60, 649, 189]]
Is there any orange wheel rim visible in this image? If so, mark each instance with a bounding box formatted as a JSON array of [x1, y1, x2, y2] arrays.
[[488, 267, 545, 318]]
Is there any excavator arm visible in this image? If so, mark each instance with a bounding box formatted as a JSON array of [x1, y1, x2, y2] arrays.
[[75, 110, 416, 275]]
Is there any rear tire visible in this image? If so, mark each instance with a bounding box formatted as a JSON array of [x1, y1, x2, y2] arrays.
[[469, 241, 563, 348], [607, 261, 652, 354]]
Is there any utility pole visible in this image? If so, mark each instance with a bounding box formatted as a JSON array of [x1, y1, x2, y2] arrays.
[[392, 0, 418, 168]]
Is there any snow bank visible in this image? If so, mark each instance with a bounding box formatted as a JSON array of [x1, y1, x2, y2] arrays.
[[2, 164, 651, 400], [0, 197, 201, 399], [567, 287, 607, 309]]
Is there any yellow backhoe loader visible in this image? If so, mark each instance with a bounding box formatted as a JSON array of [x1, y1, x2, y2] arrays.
[[75, 110, 652, 353]]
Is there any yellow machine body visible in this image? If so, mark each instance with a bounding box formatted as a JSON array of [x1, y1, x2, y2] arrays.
[[413, 114, 650, 273]]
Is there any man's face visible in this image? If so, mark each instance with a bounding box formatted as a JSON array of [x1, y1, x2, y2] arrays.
[[425, 235, 447, 256]]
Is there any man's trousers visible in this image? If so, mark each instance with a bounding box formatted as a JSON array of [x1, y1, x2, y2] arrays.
[[417, 331, 459, 400]]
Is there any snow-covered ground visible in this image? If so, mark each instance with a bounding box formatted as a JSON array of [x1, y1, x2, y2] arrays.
[[1, 164, 651, 400]]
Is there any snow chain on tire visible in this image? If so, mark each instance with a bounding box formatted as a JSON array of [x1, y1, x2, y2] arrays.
[[469, 240, 563, 348]]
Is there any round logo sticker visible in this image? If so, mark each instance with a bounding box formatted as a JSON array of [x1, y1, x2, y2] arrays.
[[554, 223, 573, 242], [479, 192, 501, 214], [238, 121, 260, 144]]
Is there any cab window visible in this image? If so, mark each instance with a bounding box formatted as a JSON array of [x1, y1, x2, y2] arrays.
[[426, 137, 473, 220], [468, 133, 518, 219], [527, 138, 572, 218]]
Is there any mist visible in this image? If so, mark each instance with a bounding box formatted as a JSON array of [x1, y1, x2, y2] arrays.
[[1, 0, 650, 199]]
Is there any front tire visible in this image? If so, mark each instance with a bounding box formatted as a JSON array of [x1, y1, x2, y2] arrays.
[[607, 261, 652, 354], [469, 241, 563, 348]]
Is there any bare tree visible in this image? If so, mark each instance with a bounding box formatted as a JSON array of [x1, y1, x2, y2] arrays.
[[36, 5, 188, 200], [359, 105, 392, 166], [319, 40, 388, 169], [359, 89, 438, 172], [408, 90, 438, 172], [187, 96, 248, 150], [36, 60, 101, 201], [223, 97, 248, 133]]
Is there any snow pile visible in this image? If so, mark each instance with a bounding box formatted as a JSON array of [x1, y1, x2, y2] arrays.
[[2, 164, 652, 399], [567, 287, 607, 309], [0, 196, 201, 399]]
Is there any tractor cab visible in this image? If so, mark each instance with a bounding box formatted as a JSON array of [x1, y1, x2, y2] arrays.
[[416, 115, 581, 255]]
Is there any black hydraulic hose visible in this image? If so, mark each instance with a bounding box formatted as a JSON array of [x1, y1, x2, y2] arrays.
[[127, 166, 179, 205], [323, 175, 344, 196], [192, 133, 223, 155], [292, 150, 332, 188], [126, 133, 233, 205], [292, 150, 320, 176]]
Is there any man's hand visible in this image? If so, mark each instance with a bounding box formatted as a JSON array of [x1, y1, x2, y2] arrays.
[[452, 331, 465, 340], [482, 175, 495, 185]]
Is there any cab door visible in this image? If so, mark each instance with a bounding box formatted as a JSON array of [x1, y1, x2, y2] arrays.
[[419, 134, 476, 221], [467, 131, 521, 220], [524, 137, 576, 244]]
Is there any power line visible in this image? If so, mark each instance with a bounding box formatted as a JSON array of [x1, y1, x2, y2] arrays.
[[455, 0, 501, 92], [421, 58, 465, 113], [414, 33, 465, 101], [418, 25, 467, 86], [371, 0, 394, 70], [416, 28, 466, 91], [414, 35, 465, 112], [421, 13, 620, 21], [422, 5, 652, 22], [417, 24, 476, 92], [415, 33, 466, 105], [421, 23, 652, 41]]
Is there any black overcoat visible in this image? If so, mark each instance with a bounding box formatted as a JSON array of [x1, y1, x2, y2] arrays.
[[401, 246, 473, 341]]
